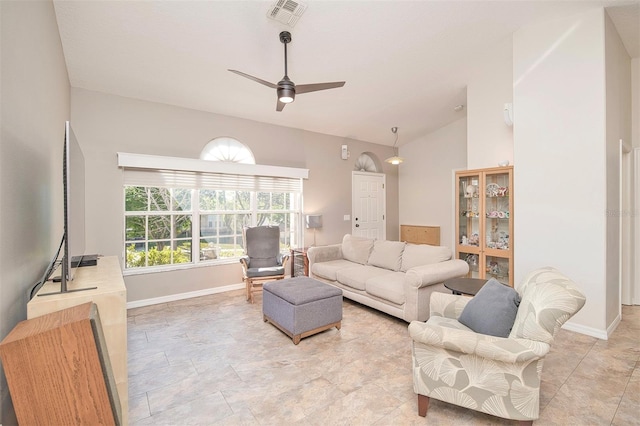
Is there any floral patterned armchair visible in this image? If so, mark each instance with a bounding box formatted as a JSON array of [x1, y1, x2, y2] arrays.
[[408, 267, 586, 424]]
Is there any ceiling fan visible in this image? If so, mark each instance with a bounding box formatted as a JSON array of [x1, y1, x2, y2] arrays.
[[229, 31, 346, 112]]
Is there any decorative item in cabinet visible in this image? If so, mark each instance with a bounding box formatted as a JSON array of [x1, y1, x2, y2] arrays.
[[455, 166, 513, 285]]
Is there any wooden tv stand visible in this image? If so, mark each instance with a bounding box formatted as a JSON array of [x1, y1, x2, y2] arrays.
[[27, 256, 128, 424]]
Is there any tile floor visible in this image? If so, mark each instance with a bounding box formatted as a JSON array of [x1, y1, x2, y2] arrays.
[[127, 290, 639, 425]]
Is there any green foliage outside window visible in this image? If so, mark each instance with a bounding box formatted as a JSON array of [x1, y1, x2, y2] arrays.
[[125, 186, 299, 270], [126, 244, 190, 268]]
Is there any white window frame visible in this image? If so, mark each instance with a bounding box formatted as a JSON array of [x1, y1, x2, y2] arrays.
[[119, 153, 308, 275]]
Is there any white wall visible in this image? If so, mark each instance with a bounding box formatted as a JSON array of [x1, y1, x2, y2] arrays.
[[70, 88, 398, 302], [604, 12, 632, 326], [466, 36, 514, 169], [513, 8, 608, 336], [634, 59, 640, 149], [0, 0, 70, 423], [632, 59, 640, 306], [398, 118, 467, 248]]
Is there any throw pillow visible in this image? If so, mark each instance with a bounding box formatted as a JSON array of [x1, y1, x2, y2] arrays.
[[367, 240, 406, 271], [458, 278, 521, 338], [341, 234, 374, 265]]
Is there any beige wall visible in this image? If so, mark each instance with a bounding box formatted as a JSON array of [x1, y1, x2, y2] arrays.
[[513, 8, 608, 336], [466, 36, 514, 169], [70, 88, 398, 302], [398, 118, 467, 249], [0, 0, 70, 423]]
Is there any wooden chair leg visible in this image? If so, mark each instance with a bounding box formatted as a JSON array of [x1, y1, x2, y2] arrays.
[[417, 394, 430, 417]]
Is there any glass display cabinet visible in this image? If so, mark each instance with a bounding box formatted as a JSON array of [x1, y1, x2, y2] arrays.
[[455, 166, 513, 286]]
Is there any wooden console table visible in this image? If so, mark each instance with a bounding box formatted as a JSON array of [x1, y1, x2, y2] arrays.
[[400, 225, 440, 246], [27, 256, 128, 424]]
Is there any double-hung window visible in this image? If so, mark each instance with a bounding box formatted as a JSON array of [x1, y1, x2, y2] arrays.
[[119, 152, 307, 272]]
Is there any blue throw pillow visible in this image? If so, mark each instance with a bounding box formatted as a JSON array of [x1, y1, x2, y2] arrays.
[[458, 278, 521, 338]]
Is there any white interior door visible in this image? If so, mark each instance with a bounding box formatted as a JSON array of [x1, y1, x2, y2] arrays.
[[352, 172, 386, 239]]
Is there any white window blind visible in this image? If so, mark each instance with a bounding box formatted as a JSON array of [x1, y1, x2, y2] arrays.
[[123, 169, 303, 192], [118, 152, 308, 193]]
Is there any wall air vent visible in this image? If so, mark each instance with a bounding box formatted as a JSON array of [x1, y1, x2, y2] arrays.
[[266, 0, 307, 27]]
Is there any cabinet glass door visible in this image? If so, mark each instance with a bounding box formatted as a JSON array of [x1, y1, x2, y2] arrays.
[[457, 173, 482, 249], [458, 252, 480, 279], [485, 255, 510, 285], [484, 171, 511, 253]]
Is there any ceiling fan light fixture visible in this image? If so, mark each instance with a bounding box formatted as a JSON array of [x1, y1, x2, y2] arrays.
[[277, 82, 295, 103], [278, 93, 295, 103]]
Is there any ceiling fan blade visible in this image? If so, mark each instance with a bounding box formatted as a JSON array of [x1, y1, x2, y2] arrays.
[[276, 100, 286, 112], [228, 69, 277, 89], [296, 81, 346, 95]]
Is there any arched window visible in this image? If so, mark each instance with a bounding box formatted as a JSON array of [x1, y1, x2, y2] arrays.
[[200, 137, 255, 164], [121, 138, 306, 272]]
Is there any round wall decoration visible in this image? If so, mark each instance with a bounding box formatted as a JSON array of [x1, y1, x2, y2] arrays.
[[354, 152, 381, 172]]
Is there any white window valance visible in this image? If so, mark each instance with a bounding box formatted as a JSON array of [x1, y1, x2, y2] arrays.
[[117, 152, 308, 192]]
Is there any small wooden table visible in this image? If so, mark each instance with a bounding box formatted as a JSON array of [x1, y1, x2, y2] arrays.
[[444, 277, 487, 296], [290, 247, 309, 277]]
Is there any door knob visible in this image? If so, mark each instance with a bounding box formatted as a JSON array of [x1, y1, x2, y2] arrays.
[[355, 224, 360, 227]]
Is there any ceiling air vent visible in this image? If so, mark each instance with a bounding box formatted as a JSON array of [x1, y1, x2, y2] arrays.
[[266, 0, 307, 27]]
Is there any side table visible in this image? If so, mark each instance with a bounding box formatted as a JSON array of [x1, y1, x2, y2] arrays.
[[443, 277, 487, 296], [290, 247, 309, 277]]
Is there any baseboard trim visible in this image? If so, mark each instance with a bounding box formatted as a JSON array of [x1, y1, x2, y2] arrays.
[[562, 320, 609, 340], [126, 283, 245, 309], [606, 313, 622, 338]]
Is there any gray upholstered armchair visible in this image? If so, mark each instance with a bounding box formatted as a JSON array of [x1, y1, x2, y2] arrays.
[[239, 226, 289, 303], [408, 267, 586, 424]]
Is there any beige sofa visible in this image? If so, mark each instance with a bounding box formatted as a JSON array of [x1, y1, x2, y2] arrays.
[[307, 234, 469, 322]]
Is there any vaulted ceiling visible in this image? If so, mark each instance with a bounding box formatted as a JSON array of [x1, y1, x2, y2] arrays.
[[53, 0, 639, 146]]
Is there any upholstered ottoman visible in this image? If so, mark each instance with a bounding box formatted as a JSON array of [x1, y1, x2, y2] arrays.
[[263, 276, 343, 345]]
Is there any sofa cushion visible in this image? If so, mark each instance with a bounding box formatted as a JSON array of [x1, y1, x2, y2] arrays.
[[365, 272, 406, 305], [341, 234, 374, 265], [367, 240, 406, 271], [401, 244, 452, 272], [311, 259, 359, 282], [458, 278, 521, 338], [336, 265, 389, 291]]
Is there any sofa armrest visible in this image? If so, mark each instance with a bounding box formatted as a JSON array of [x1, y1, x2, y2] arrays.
[[429, 292, 470, 319], [405, 259, 469, 289], [307, 244, 342, 265], [408, 320, 550, 363]]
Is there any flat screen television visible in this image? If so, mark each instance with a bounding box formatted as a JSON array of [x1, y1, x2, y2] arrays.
[[30, 121, 92, 298], [62, 120, 86, 289]]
